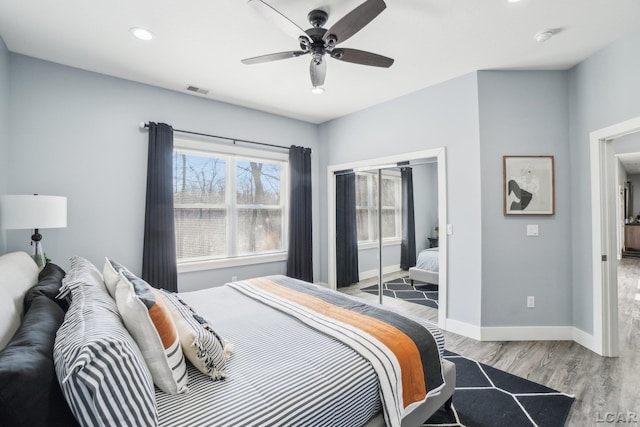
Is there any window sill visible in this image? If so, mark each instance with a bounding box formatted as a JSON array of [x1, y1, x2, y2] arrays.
[[358, 238, 402, 250], [177, 251, 288, 273]]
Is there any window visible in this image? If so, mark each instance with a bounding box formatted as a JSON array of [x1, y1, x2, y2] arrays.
[[173, 139, 288, 268], [355, 171, 402, 244]]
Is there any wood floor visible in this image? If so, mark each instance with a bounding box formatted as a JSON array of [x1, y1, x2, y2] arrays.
[[338, 261, 640, 426]]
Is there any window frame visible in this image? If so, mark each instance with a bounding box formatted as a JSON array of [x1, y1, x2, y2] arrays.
[[173, 137, 289, 273], [355, 171, 402, 249]]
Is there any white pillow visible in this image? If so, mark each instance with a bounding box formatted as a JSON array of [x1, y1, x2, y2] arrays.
[[115, 270, 188, 395], [103, 258, 130, 299], [0, 252, 40, 350]]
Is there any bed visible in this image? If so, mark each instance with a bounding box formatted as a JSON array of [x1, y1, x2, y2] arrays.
[[0, 251, 455, 427], [409, 247, 439, 286]]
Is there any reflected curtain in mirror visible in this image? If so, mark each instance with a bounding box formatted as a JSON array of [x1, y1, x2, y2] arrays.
[[143, 122, 178, 292], [336, 172, 359, 287], [286, 146, 313, 282], [400, 167, 416, 270]]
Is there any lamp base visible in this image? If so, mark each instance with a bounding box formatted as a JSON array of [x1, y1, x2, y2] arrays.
[[32, 238, 47, 269]]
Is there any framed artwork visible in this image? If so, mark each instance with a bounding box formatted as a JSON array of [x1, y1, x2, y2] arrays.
[[503, 155, 555, 215]]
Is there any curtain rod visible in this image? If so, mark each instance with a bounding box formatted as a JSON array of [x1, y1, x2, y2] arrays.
[[140, 122, 296, 151]]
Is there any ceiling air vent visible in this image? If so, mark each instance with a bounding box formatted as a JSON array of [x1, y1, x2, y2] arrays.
[[186, 85, 209, 95]]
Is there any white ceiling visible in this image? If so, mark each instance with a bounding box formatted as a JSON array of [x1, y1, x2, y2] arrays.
[[0, 0, 639, 124]]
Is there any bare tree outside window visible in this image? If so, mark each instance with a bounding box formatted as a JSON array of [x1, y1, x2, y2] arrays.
[[173, 150, 285, 262], [236, 160, 282, 254]]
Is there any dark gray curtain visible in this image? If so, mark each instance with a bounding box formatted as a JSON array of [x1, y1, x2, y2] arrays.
[[142, 122, 178, 292], [336, 172, 359, 287], [286, 146, 313, 282], [400, 167, 416, 270]]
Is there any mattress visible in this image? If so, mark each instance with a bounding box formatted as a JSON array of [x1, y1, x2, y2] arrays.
[[415, 248, 439, 272]]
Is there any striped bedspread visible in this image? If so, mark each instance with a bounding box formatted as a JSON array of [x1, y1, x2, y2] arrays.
[[228, 276, 445, 427], [156, 283, 382, 426]]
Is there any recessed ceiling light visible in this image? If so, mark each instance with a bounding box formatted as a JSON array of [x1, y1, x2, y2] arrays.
[[130, 27, 154, 41], [507, 0, 521, 3], [311, 86, 325, 94], [534, 30, 555, 43]]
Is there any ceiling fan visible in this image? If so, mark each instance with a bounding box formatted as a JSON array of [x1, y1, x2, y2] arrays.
[[241, 0, 394, 91]]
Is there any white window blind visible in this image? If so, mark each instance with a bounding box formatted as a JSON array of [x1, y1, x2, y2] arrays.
[[355, 171, 401, 244], [173, 139, 288, 267]]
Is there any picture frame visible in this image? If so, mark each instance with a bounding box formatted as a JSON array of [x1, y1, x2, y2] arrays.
[[503, 155, 555, 215]]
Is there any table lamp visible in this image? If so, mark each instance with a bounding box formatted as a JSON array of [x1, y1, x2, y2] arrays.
[[0, 194, 67, 268]]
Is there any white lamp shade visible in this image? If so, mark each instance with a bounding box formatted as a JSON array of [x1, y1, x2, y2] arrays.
[[0, 195, 67, 230]]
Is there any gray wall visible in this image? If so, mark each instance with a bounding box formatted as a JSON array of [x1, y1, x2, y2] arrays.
[[319, 72, 483, 326], [615, 133, 640, 218], [477, 71, 572, 327], [568, 22, 640, 333], [359, 245, 401, 274], [6, 54, 320, 292], [628, 175, 640, 217], [413, 162, 438, 253], [0, 37, 9, 253]]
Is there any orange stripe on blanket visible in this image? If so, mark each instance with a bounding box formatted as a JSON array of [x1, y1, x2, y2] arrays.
[[249, 277, 427, 408]]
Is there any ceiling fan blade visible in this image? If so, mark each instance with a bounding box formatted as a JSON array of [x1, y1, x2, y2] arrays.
[[331, 48, 393, 67], [310, 59, 327, 87], [241, 51, 307, 65], [249, 0, 306, 39], [324, 0, 386, 44]]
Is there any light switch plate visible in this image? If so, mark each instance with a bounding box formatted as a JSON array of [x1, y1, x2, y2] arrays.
[[527, 224, 539, 236]]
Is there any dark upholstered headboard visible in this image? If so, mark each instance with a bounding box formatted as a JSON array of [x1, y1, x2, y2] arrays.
[[0, 263, 78, 427]]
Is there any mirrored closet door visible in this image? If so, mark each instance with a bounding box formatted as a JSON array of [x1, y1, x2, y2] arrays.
[[331, 156, 442, 320]]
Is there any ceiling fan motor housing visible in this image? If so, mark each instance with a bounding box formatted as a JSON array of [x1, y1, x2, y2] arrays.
[[308, 9, 328, 28]]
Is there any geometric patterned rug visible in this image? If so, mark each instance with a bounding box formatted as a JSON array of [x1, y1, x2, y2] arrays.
[[423, 350, 575, 427], [361, 276, 439, 309]]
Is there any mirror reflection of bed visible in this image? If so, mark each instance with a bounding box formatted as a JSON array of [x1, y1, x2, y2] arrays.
[[335, 158, 440, 317]]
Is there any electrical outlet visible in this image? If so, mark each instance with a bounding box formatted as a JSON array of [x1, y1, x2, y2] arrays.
[[231, 276, 237, 282], [527, 296, 535, 308]]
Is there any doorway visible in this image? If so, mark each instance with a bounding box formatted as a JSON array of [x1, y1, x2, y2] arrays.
[[590, 115, 640, 357]]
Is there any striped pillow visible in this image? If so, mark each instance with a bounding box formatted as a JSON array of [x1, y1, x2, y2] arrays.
[[161, 290, 233, 380], [115, 271, 188, 394], [61, 255, 109, 295], [54, 269, 157, 426]]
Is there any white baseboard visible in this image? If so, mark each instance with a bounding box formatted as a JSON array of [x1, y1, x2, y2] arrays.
[[443, 320, 600, 354], [572, 328, 597, 353], [480, 326, 575, 341], [359, 264, 401, 281], [445, 318, 482, 341]]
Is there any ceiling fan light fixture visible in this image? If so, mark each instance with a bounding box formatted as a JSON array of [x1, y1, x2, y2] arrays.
[[130, 27, 154, 41]]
